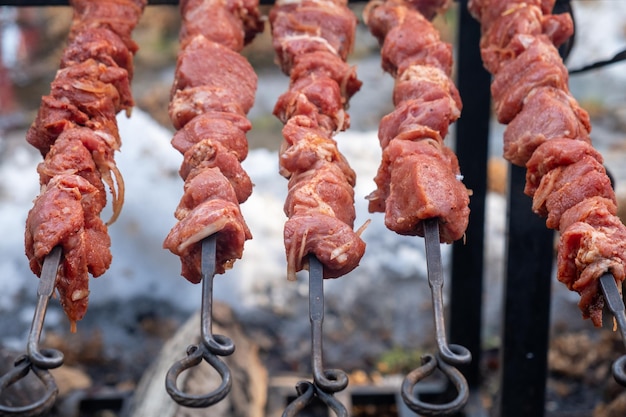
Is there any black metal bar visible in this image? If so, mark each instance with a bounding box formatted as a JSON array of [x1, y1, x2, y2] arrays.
[[449, 0, 491, 390], [494, 165, 554, 417]]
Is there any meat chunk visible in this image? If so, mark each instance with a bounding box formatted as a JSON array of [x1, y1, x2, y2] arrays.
[[178, 139, 253, 203], [375, 139, 469, 242], [377, 96, 460, 149], [290, 50, 362, 101], [525, 138, 602, 197], [284, 213, 366, 280], [171, 111, 250, 159], [171, 36, 257, 113], [174, 167, 239, 220], [270, 0, 357, 73], [25, 174, 111, 330], [274, 75, 349, 133], [285, 163, 356, 226], [558, 219, 626, 326], [479, 4, 573, 73], [163, 199, 252, 282], [61, 27, 135, 78], [279, 116, 356, 185], [491, 35, 569, 124], [504, 87, 591, 166]]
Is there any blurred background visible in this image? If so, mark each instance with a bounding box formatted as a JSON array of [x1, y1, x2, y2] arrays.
[[0, 1, 625, 416]]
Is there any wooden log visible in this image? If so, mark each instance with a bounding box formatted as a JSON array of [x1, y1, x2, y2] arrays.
[[123, 302, 268, 417]]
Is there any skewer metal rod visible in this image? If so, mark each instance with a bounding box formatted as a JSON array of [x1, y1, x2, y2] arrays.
[[424, 219, 472, 366], [0, 247, 63, 417], [27, 246, 64, 369], [599, 273, 626, 386], [309, 256, 348, 393], [400, 219, 471, 416], [282, 255, 349, 417], [165, 235, 234, 408], [401, 353, 469, 417]]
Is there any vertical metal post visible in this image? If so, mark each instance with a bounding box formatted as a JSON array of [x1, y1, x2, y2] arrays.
[[449, 0, 492, 390], [495, 165, 553, 417]]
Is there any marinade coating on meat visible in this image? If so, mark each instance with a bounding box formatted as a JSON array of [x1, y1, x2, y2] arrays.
[[163, 199, 252, 282], [490, 35, 570, 124], [163, 0, 263, 283], [384, 145, 469, 243], [171, 36, 257, 112], [558, 219, 626, 327], [392, 65, 462, 109], [171, 111, 251, 158], [37, 127, 125, 225], [274, 75, 349, 133], [166, 37, 258, 132], [279, 116, 356, 185], [285, 163, 357, 226], [270, 0, 366, 279], [25, 174, 112, 330], [377, 96, 460, 149], [559, 196, 618, 233], [290, 50, 362, 100], [168, 87, 249, 130], [61, 27, 135, 78], [380, 14, 453, 76], [178, 139, 253, 203], [180, 0, 247, 50], [284, 213, 366, 280], [525, 138, 602, 197], [365, 1, 453, 76], [471, 0, 626, 326], [180, 0, 264, 47], [543, 166, 615, 230], [175, 168, 240, 220], [24, 0, 146, 331], [37, 129, 108, 213], [530, 155, 615, 220], [479, 4, 573, 73], [504, 86, 591, 166], [270, 0, 357, 74], [51, 58, 134, 114], [69, 0, 146, 48], [468, 0, 556, 28], [366, 138, 469, 241], [26, 95, 90, 156]]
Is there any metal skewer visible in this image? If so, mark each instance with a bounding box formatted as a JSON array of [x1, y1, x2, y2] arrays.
[[282, 255, 349, 417], [401, 219, 470, 416], [424, 219, 472, 366], [599, 272, 626, 386], [0, 246, 63, 417], [165, 234, 235, 407]]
